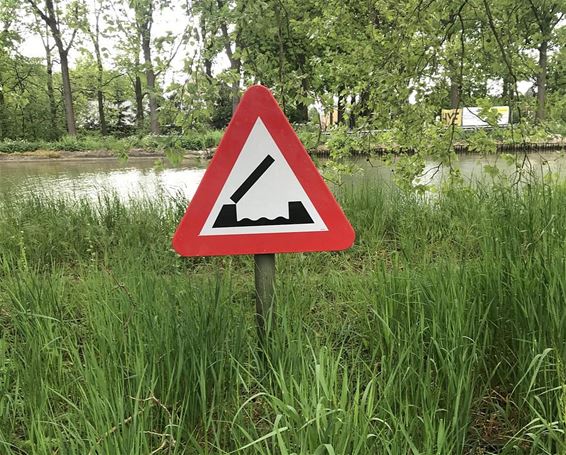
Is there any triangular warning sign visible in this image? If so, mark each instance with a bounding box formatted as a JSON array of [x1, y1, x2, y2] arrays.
[[172, 85, 355, 256]]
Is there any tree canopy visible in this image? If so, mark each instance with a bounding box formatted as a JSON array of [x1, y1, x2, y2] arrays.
[[0, 0, 564, 156]]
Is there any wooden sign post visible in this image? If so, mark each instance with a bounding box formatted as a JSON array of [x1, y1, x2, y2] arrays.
[[254, 254, 275, 341]]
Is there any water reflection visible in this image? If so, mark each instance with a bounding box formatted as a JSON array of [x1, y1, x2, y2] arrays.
[[1, 152, 566, 202], [404, 152, 566, 188], [0, 158, 207, 202]]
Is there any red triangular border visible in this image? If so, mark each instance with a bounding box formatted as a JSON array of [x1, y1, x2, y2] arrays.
[[172, 85, 355, 256]]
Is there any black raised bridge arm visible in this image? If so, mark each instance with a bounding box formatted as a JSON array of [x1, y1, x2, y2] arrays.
[[230, 155, 275, 203]]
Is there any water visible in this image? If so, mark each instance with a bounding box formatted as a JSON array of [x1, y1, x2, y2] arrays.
[[353, 151, 566, 189], [1, 152, 565, 201], [415, 151, 566, 187], [0, 158, 208, 202]]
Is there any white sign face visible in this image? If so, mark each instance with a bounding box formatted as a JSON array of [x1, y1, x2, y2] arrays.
[[462, 106, 509, 127], [199, 118, 328, 236]]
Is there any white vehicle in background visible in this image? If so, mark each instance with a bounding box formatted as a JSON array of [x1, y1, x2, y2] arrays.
[[441, 106, 510, 128]]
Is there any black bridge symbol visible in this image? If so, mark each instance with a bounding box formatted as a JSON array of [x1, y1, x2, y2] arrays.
[[213, 154, 314, 228]]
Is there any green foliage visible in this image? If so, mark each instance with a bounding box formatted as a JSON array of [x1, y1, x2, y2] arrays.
[[326, 126, 365, 160], [296, 118, 324, 151], [476, 98, 502, 126], [0, 139, 42, 153], [0, 132, 223, 155], [467, 129, 498, 154], [54, 135, 88, 152]]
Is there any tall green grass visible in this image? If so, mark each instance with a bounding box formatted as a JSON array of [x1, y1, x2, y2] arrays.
[[1, 180, 565, 454]]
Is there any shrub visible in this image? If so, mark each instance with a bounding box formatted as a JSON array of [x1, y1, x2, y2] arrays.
[[0, 140, 41, 153]]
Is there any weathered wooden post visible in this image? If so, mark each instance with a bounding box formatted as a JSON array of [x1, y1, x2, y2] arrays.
[[254, 253, 276, 341]]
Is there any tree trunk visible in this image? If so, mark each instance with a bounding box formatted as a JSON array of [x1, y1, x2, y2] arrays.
[[141, 32, 160, 134], [97, 88, 106, 135], [349, 95, 357, 128], [295, 54, 309, 123], [93, 23, 107, 135], [275, 1, 285, 114], [359, 89, 371, 118], [39, 0, 77, 136], [134, 75, 144, 130], [337, 87, 345, 125], [231, 81, 240, 114], [230, 52, 241, 114], [45, 43, 58, 138], [0, 87, 6, 139], [95, 70, 107, 135], [200, 11, 216, 83], [204, 58, 213, 80], [502, 74, 514, 106], [536, 39, 548, 123], [58, 48, 77, 135], [200, 14, 213, 81], [449, 76, 460, 109], [217, 0, 241, 114], [296, 103, 308, 123]]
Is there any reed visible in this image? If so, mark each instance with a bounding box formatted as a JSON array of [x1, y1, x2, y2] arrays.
[[1, 179, 565, 454]]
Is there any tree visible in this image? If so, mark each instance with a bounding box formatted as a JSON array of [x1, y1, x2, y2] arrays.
[[131, 0, 160, 133], [106, 0, 146, 130], [109, 0, 189, 134], [129, 0, 188, 133], [0, 0, 16, 139], [236, 0, 319, 122], [26, 0, 81, 135], [193, 0, 247, 113], [83, 0, 109, 134], [1, 0, 54, 140], [31, 20, 60, 138], [521, 0, 566, 122]]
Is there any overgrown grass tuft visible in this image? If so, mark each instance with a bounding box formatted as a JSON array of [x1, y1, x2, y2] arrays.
[[1, 180, 566, 453]]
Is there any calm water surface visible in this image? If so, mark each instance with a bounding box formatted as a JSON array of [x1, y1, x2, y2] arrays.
[[0, 158, 207, 202], [1, 152, 565, 201]]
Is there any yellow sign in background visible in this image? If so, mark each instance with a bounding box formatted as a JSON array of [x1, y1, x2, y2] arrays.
[[441, 109, 463, 126], [442, 106, 510, 127]]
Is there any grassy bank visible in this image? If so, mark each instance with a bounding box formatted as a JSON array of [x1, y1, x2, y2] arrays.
[[1, 181, 566, 454], [1, 126, 565, 159], [0, 132, 224, 155]]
